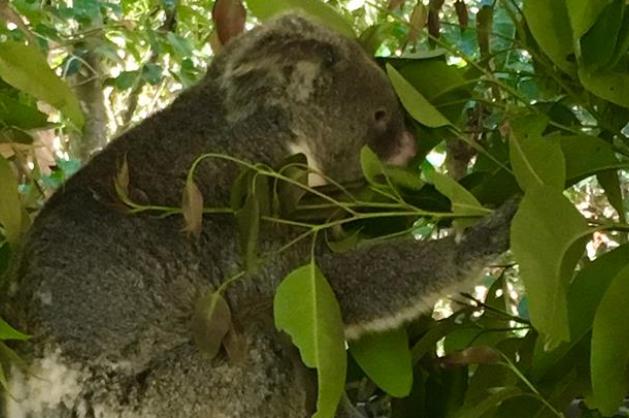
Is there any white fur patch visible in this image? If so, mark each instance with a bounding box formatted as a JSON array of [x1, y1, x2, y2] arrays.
[[287, 139, 326, 187], [286, 61, 319, 103], [344, 267, 484, 340], [5, 349, 85, 418]]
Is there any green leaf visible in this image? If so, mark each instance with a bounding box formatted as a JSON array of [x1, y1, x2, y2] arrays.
[[181, 177, 204, 238], [411, 320, 457, 363], [0, 157, 24, 246], [579, 0, 624, 70], [386, 64, 451, 128], [349, 328, 413, 398], [532, 243, 629, 379], [326, 227, 362, 253], [565, 0, 609, 39], [360, 146, 422, 192], [274, 263, 346, 418], [190, 291, 231, 359], [578, 68, 629, 109], [275, 153, 309, 216], [395, 59, 470, 102], [609, 10, 629, 68], [359, 22, 397, 54], [0, 127, 34, 145], [234, 172, 269, 271], [246, 0, 355, 38], [384, 166, 424, 191], [426, 171, 490, 216], [559, 135, 625, 182], [235, 186, 260, 272], [113, 71, 139, 90], [590, 264, 629, 416], [569, 244, 629, 342], [166, 32, 194, 57], [454, 386, 522, 418], [509, 125, 565, 191], [0, 317, 29, 341], [511, 185, 589, 346], [597, 171, 626, 223], [0, 92, 49, 129], [522, 0, 575, 74], [0, 41, 84, 128], [360, 146, 386, 186]]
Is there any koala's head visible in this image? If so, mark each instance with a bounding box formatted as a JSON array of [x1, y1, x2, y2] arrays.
[[215, 13, 416, 184]]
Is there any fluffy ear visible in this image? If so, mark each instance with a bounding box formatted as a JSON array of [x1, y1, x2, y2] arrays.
[[217, 15, 344, 122], [219, 39, 334, 121]]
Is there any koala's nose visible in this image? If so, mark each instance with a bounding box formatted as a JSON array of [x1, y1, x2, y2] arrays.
[[386, 130, 417, 167]]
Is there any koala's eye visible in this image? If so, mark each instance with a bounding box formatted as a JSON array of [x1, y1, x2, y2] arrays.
[[373, 109, 389, 130], [322, 46, 337, 67]]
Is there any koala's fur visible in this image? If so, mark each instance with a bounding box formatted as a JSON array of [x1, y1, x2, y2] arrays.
[[1, 14, 515, 418]]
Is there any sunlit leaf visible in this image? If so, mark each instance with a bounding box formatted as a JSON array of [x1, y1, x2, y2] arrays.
[[522, 0, 575, 74], [113, 70, 139, 90], [166, 33, 194, 58], [0, 157, 23, 245], [511, 185, 589, 346], [509, 121, 565, 191], [559, 135, 625, 182], [565, 0, 609, 39], [141, 63, 163, 85], [426, 171, 489, 216], [246, 0, 354, 38], [349, 328, 413, 398], [0, 317, 29, 341], [274, 263, 346, 418], [590, 264, 629, 416], [0, 41, 84, 128], [386, 64, 450, 128]]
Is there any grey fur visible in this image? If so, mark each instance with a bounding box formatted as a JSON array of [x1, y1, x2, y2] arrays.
[[1, 14, 516, 418]]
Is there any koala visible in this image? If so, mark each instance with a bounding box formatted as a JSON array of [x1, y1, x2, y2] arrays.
[[1, 13, 515, 418]]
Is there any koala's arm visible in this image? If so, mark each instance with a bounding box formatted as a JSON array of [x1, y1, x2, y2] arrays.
[[318, 198, 518, 339]]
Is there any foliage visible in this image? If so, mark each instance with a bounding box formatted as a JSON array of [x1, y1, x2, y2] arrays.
[[1, 0, 629, 418]]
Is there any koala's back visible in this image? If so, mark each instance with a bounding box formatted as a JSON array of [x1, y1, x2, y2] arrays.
[[5, 318, 310, 418], [1, 23, 317, 418], [4, 154, 312, 418]]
